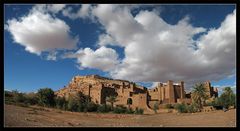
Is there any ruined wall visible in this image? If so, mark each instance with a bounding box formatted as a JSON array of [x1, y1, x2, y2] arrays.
[[177, 98, 192, 104], [131, 93, 149, 110], [148, 89, 159, 100]]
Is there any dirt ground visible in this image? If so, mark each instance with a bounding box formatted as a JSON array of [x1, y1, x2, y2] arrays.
[[4, 104, 236, 127]]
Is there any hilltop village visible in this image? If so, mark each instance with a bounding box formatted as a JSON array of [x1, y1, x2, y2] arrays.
[[55, 75, 218, 112]]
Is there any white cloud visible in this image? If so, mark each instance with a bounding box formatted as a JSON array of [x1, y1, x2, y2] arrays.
[[46, 51, 58, 61], [48, 4, 66, 14], [92, 4, 144, 47], [6, 7, 78, 55], [74, 46, 119, 71], [98, 34, 118, 46], [33, 4, 66, 14], [62, 4, 93, 20], [6, 4, 235, 90], [89, 5, 236, 89]]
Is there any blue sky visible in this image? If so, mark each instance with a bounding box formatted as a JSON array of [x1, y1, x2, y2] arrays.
[[4, 4, 236, 94]]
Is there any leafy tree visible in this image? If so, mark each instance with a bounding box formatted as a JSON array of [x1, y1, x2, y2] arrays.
[[77, 92, 93, 112], [25, 92, 38, 105], [106, 96, 117, 110], [219, 87, 236, 109], [55, 97, 67, 110], [37, 88, 55, 107], [67, 96, 78, 111], [191, 83, 208, 109], [12, 90, 26, 103], [5, 90, 13, 97]]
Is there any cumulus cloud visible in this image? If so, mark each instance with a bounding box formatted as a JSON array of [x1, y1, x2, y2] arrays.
[[92, 4, 144, 47], [6, 6, 78, 55], [6, 4, 235, 90], [67, 46, 119, 71], [89, 5, 236, 89]]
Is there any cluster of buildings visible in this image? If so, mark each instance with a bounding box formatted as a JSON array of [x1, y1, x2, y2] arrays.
[[55, 75, 218, 112]]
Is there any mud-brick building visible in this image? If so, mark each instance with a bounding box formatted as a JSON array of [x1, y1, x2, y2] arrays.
[[148, 80, 192, 107], [55, 75, 151, 111], [55, 75, 218, 112]]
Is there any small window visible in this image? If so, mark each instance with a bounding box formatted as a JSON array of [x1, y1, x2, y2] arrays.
[[130, 92, 133, 97]]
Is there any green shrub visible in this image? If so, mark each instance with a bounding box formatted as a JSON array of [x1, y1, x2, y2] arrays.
[[97, 104, 112, 113], [85, 102, 98, 112], [25, 93, 38, 105], [13, 91, 26, 103], [77, 102, 85, 112], [187, 103, 198, 113], [135, 107, 144, 114], [67, 97, 78, 112], [164, 104, 173, 109], [174, 103, 188, 113], [55, 97, 67, 110], [113, 106, 127, 114], [37, 88, 55, 107], [5, 91, 13, 97], [126, 108, 134, 114]]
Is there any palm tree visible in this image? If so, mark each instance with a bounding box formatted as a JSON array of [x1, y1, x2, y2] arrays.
[[191, 83, 208, 110], [106, 96, 117, 110]]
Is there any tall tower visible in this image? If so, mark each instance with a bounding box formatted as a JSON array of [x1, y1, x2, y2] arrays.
[[180, 81, 185, 99], [168, 80, 175, 103]]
